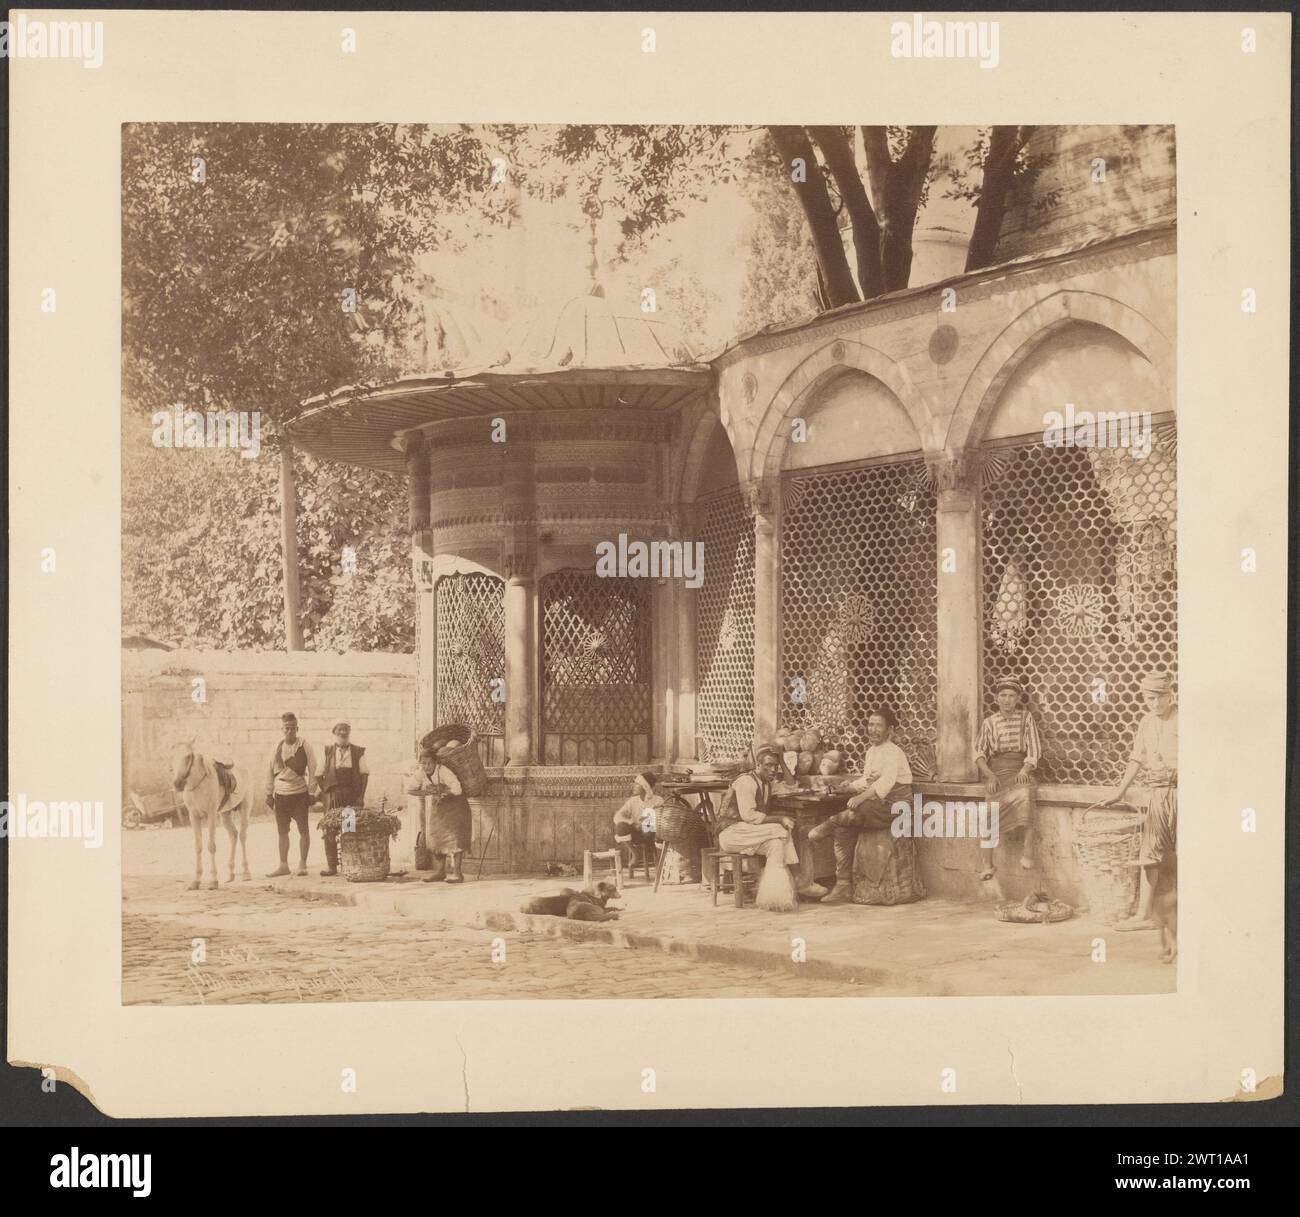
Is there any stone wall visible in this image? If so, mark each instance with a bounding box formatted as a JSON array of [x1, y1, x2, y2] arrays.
[[122, 650, 416, 813]]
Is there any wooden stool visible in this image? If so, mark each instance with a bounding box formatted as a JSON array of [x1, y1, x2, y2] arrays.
[[702, 848, 763, 908], [624, 841, 654, 881], [583, 848, 623, 893]]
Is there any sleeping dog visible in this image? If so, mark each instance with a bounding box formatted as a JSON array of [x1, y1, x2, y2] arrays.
[[521, 881, 621, 922]]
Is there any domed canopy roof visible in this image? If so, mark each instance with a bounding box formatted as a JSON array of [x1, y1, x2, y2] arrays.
[[498, 285, 694, 372], [291, 285, 708, 473]]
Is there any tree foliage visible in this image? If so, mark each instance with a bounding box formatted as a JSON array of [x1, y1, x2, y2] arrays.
[[122, 124, 509, 651]]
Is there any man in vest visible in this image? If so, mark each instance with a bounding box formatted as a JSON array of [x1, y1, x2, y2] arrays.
[[265, 711, 320, 877], [318, 721, 370, 877]]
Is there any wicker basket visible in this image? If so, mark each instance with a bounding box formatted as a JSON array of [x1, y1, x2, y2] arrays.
[[420, 724, 488, 796], [1071, 806, 1143, 924], [653, 794, 696, 844], [340, 831, 392, 882]]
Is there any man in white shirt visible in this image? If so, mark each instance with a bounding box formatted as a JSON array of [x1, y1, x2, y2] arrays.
[[808, 707, 914, 904]]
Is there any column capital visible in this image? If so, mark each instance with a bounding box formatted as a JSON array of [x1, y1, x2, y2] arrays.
[[924, 447, 981, 496], [501, 538, 536, 582], [741, 477, 778, 524]]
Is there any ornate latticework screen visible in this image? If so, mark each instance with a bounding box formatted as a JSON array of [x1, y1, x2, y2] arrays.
[[981, 419, 1177, 785], [435, 573, 506, 763], [696, 490, 756, 762], [541, 570, 651, 765], [780, 455, 938, 773]]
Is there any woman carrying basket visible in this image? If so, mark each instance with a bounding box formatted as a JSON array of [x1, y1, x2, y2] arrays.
[[409, 743, 472, 884]]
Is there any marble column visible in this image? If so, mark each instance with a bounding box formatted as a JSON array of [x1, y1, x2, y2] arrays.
[[747, 479, 780, 746], [932, 450, 982, 783], [502, 558, 535, 769], [406, 435, 435, 748]]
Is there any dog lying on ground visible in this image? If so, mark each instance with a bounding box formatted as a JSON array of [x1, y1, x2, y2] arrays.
[[1151, 856, 1177, 964], [521, 881, 621, 922]]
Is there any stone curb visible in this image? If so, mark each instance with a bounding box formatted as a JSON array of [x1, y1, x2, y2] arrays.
[[266, 874, 908, 989]]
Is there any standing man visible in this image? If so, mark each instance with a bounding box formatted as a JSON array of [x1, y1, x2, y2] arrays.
[[318, 721, 369, 877], [808, 707, 913, 904], [265, 711, 319, 877], [1102, 672, 1178, 931]]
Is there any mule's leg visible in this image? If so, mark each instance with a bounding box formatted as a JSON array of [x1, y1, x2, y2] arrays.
[[188, 809, 204, 891], [223, 811, 238, 882], [205, 809, 219, 889], [238, 801, 252, 881]]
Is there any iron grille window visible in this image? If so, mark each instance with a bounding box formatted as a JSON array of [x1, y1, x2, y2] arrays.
[[780, 455, 938, 773], [541, 570, 651, 765], [696, 489, 756, 762], [435, 573, 505, 747], [981, 420, 1177, 785]]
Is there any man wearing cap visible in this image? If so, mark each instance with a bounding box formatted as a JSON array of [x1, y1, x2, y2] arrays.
[[264, 712, 320, 877], [715, 746, 815, 911], [1102, 672, 1178, 931], [974, 677, 1042, 878], [318, 722, 370, 877]]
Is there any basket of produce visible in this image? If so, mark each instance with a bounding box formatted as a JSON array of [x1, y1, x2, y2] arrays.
[[420, 723, 488, 796], [321, 805, 403, 883], [996, 890, 1074, 924], [1071, 803, 1144, 924]]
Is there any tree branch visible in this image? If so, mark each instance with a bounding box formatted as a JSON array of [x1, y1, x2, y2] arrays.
[[809, 125, 884, 299], [767, 125, 860, 309], [965, 125, 1034, 272]]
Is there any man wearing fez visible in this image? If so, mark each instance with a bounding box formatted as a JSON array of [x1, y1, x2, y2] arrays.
[[318, 721, 370, 877], [1102, 671, 1178, 931], [265, 712, 320, 877]]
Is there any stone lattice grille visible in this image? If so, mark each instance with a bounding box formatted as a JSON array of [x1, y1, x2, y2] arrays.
[[435, 573, 505, 740], [696, 489, 756, 762], [780, 455, 938, 773], [541, 570, 651, 764], [981, 420, 1177, 785]]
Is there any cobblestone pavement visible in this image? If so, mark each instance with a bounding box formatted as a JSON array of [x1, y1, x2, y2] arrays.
[[123, 878, 870, 1004]]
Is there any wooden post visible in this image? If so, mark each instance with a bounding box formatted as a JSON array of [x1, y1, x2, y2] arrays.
[[279, 442, 304, 652]]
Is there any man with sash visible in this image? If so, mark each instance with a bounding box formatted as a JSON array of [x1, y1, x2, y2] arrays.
[[318, 721, 369, 877], [264, 711, 319, 877]]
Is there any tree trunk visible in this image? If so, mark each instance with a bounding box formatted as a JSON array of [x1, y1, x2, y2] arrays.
[[768, 125, 860, 309], [966, 126, 1033, 272], [880, 126, 936, 291], [809, 125, 884, 298], [279, 442, 304, 651]]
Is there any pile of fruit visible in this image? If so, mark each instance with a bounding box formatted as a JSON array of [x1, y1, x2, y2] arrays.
[[774, 726, 845, 776]]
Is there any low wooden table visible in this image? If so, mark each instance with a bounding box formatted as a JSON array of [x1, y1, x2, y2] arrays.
[[770, 789, 852, 889]]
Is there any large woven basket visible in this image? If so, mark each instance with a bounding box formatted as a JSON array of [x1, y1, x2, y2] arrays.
[[420, 724, 488, 797], [1071, 806, 1143, 924], [340, 831, 392, 883], [653, 794, 696, 844]]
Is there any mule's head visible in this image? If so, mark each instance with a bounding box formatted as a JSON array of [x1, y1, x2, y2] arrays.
[[171, 739, 198, 792]]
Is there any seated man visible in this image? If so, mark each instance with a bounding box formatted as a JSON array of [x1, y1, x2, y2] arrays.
[[612, 771, 661, 871], [715, 746, 819, 911], [808, 707, 913, 904]]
